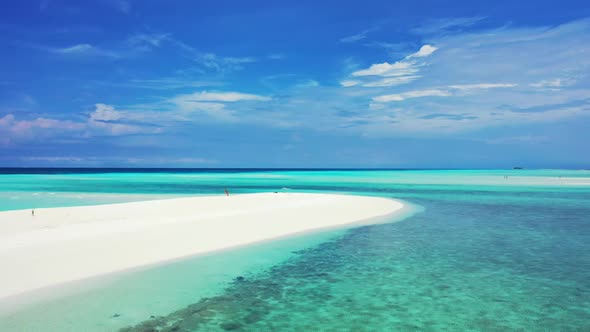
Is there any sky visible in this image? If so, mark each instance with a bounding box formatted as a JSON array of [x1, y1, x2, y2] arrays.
[[1, 0, 589, 168]]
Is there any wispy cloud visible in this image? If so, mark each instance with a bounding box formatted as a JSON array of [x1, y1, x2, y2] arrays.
[[448, 83, 517, 90], [176, 91, 271, 102], [340, 80, 361, 87], [124, 78, 221, 90], [304, 19, 590, 136], [530, 78, 576, 89], [352, 61, 419, 77], [42, 32, 172, 60], [12, 156, 217, 166], [53, 43, 93, 54], [193, 53, 257, 73], [127, 33, 170, 50], [340, 28, 377, 43], [19, 156, 86, 162], [165, 91, 272, 122], [342, 44, 437, 87], [372, 83, 517, 102], [411, 16, 486, 35], [351, 45, 437, 77], [361, 76, 421, 88], [294, 79, 320, 88], [373, 89, 451, 102], [50, 43, 119, 58]]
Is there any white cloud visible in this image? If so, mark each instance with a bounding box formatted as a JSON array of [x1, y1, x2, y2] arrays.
[[194, 53, 257, 73], [127, 33, 170, 49], [166, 91, 271, 122], [295, 80, 320, 88], [46, 32, 173, 60], [177, 91, 271, 102], [530, 78, 575, 89], [50, 43, 119, 58], [90, 103, 122, 121], [177, 101, 225, 112], [0, 113, 86, 144], [343, 44, 437, 88], [352, 61, 417, 77], [373, 89, 451, 102], [371, 83, 516, 103], [352, 44, 437, 77], [448, 83, 517, 90], [362, 76, 421, 87], [55, 43, 94, 54], [408, 44, 438, 58], [340, 28, 376, 43], [0, 103, 166, 144], [87, 104, 161, 135], [411, 17, 486, 35], [0, 114, 15, 127], [20, 156, 85, 162], [122, 78, 220, 90], [340, 80, 361, 87]]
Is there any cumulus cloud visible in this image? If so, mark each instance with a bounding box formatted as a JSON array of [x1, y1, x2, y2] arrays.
[[0, 113, 85, 144], [0, 114, 85, 132], [0, 103, 164, 144]]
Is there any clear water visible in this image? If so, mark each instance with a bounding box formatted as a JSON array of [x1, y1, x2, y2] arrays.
[[0, 169, 589, 331]]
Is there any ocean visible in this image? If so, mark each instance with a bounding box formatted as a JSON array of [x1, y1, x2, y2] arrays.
[[0, 169, 589, 331]]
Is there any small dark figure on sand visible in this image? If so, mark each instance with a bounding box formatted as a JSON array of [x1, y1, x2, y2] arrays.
[[32, 209, 35, 216], [224, 188, 229, 196]]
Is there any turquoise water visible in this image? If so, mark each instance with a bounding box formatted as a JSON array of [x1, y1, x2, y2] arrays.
[[0, 169, 589, 331]]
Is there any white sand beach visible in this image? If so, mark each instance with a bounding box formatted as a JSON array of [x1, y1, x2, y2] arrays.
[[0, 193, 403, 300]]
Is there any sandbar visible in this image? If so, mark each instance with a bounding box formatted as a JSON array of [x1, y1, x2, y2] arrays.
[[0, 193, 403, 300]]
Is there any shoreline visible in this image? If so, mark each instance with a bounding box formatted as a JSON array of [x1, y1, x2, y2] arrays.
[[0, 193, 403, 300]]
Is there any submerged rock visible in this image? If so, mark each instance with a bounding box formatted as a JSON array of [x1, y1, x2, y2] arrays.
[[220, 322, 242, 330]]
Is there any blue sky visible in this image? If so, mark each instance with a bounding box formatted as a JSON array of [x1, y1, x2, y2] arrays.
[[1, 0, 589, 168]]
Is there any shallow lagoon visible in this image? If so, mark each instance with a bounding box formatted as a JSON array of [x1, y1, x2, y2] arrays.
[[0, 169, 589, 331]]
